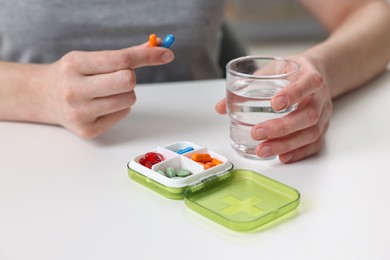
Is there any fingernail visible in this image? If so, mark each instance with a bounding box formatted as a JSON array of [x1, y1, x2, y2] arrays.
[[281, 153, 293, 163], [274, 95, 288, 111], [257, 145, 273, 158], [161, 52, 174, 63], [252, 127, 267, 140]]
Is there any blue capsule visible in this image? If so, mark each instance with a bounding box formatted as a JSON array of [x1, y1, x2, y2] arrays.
[[176, 146, 194, 154], [161, 34, 175, 48]]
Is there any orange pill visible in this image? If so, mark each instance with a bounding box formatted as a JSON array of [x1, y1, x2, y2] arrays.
[[149, 34, 157, 47], [191, 153, 211, 163], [197, 162, 213, 170], [205, 162, 215, 168], [211, 158, 223, 165], [197, 162, 210, 170]]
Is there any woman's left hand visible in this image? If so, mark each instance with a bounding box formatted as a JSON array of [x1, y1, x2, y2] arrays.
[[215, 55, 333, 163]]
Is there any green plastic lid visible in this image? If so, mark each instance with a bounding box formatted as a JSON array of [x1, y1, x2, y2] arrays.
[[184, 169, 300, 231]]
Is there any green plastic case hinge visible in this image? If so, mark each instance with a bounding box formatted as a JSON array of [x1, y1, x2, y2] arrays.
[[190, 182, 204, 192], [190, 171, 232, 193]]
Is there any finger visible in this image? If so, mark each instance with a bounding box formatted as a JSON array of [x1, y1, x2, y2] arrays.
[[79, 108, 131, 139], [215, 99, 227, 114], [90, 91, 137, 117], [144, 38, 163, 47], [122, 45, 174, 69], [61, 91, 136, 126], [251, 95, 324, 140], [69, 107, 131, 139], [82, 69, 136, 98], [64, 45, 174, 75], [278, 130, 327, 164], [271, 70, 324, 111], [255, 111, 330, 159], [140, 41, 151, 48]]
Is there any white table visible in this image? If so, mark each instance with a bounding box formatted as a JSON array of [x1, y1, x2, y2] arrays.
[[1, 70, 390, 260]]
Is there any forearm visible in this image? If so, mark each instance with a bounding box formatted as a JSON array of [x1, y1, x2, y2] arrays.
[[301, 0, 390, 98], [0, 61, 54, 123]]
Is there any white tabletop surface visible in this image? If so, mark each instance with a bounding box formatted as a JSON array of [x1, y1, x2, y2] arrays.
[[1, 69, 390, 260]]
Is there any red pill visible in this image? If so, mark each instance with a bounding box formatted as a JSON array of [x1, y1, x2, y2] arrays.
[[139, 152, 164, 169], [145, 152, 164, 164], [139, 157, 148, 168]]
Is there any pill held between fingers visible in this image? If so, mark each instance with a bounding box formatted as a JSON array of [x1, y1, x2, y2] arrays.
[[161, 34, 175, 48], [149, 34, 157, 47]]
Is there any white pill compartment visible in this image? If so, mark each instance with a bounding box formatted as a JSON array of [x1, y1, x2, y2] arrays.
[[128, 141, 233, 199]]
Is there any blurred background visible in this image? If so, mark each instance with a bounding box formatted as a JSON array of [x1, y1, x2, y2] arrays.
[[224, 0, 390, 57], [224, 0, 326, 56]]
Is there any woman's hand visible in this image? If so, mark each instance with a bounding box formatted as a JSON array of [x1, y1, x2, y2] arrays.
[[216, 55, 333, 163], [41, 44, 174, 138]]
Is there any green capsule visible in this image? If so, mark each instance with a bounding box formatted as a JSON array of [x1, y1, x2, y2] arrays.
[[166, 167, 176, 178], [176, 169, 192, 177]]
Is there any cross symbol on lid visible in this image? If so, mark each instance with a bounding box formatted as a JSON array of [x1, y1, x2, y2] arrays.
[[220, 195, 264, 216]]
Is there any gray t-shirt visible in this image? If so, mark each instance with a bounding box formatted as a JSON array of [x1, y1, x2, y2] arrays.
[[0, 0, 225, 83]]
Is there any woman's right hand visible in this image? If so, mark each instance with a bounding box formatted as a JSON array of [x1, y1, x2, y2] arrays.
[[40, 44, 174, 138]]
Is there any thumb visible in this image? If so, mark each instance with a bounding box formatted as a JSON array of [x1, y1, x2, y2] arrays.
[[65, 44, 174, 75], [123, 44, 174, 69]]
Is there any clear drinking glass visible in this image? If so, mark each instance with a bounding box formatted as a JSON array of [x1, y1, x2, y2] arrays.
[[226, 56, 300, 160]]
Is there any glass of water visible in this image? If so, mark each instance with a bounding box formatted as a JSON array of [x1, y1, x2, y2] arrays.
[[226, 56, 300, 160]]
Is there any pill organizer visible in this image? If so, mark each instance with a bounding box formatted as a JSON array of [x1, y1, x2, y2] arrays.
[[127, 141, 300, 232]]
